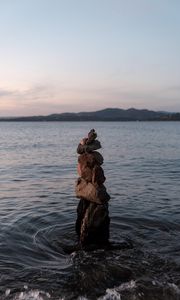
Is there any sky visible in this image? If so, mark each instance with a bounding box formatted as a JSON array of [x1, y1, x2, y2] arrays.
[[0, 0, 180, 116]]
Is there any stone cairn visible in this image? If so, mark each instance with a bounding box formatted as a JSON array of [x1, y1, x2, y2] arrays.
[[75, 129, 110, 246]]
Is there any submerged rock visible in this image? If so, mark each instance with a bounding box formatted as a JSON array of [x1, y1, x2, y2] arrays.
[[77, 200, 110, 245]]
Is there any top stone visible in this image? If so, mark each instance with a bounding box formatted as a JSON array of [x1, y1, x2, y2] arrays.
[[86, 129, 97, 144], [77, 129, 101, 154]]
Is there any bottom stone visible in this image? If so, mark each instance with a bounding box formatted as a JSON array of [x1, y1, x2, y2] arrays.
[[76, 199, 110, 245]]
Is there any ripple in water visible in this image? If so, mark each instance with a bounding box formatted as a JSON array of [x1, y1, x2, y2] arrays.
[[0, 122, 180, 299]]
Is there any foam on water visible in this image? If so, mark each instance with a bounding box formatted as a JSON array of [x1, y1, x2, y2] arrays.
[[98, 280, 136, 300], [5, 289, 52, 300], [168, 283, 180, 295]]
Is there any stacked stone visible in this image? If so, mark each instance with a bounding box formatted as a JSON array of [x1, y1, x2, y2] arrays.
[[75, 129, 110, 246]]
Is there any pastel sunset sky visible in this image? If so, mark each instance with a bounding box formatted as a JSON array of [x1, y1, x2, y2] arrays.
[[0, 0, 180, 116]]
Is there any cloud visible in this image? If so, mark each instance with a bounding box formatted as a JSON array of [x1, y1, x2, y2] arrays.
[[0, 88, 17, 97], [0, 85, 56, 105], [164, 85, 180, 92], [0, 83, 180, 116]]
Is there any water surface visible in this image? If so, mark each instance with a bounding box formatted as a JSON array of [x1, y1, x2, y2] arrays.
[[0, 122, 180, 300]]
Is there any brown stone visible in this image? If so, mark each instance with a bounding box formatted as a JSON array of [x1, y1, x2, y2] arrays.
[[76, 198, 90, 236], [77, 144, 85, 154], [75, 129, 110, 246], [78, 153, 96, 169], [92, 151, 104, 165], [77, 161, 105, 184], [80, 138, 88, 145], [78, 152, 104, 168], [92, 165, 106, 186], [78, 201, 110, 245], [77, 159, 93, 181], [78, 153, 105, 182], [87, 203, 109, 228], [75, 178, 110, 204], [77, 163, 82, 177]]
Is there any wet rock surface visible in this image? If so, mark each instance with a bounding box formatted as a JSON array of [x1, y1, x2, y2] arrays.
[[75, 129, 110, 245]]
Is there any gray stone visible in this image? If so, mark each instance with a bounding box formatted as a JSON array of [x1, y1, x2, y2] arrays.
[[86, 129, 97, 144], [77, 140, 101, 154]]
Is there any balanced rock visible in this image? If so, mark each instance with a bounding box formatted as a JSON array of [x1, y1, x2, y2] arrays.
[[77, 139, 101, 154], [78, 153, 97, 169], [80, 202, 110, 245], [92, 151, 104, 165], [77, 163, 92, 182], [75, 178, 110, 204], [75, 129, 110, 246], [78, 151, 104, 167], [86, 129, 97, 144], [77, 152, 105, 183], [92, 165, 106, 186]]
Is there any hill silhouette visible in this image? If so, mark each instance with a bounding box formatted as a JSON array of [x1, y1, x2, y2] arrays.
[[0, 108, 180, 121]]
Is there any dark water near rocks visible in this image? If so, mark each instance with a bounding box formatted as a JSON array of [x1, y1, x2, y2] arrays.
[[0, 122, 180, 300]]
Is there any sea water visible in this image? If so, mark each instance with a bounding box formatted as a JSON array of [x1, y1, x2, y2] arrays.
[[0, 121, 180, 300]]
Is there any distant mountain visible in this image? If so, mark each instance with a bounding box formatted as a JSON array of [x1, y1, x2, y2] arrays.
[[0, 108, 180, 121]]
